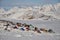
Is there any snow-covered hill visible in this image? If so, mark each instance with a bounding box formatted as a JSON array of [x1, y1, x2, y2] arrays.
[[0, 3, 60, 20]]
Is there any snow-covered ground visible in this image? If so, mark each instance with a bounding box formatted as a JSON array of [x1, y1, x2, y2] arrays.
[[0, 18, 60, 40]]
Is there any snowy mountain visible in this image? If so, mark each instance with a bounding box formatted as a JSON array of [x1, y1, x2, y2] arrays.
[[0, 3, 60, 20]]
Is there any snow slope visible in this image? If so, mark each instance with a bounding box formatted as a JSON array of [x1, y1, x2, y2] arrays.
[[0, 3, 60, 20]]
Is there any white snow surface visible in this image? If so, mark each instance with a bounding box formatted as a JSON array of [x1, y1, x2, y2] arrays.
[[0, 19, 60, 40]]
